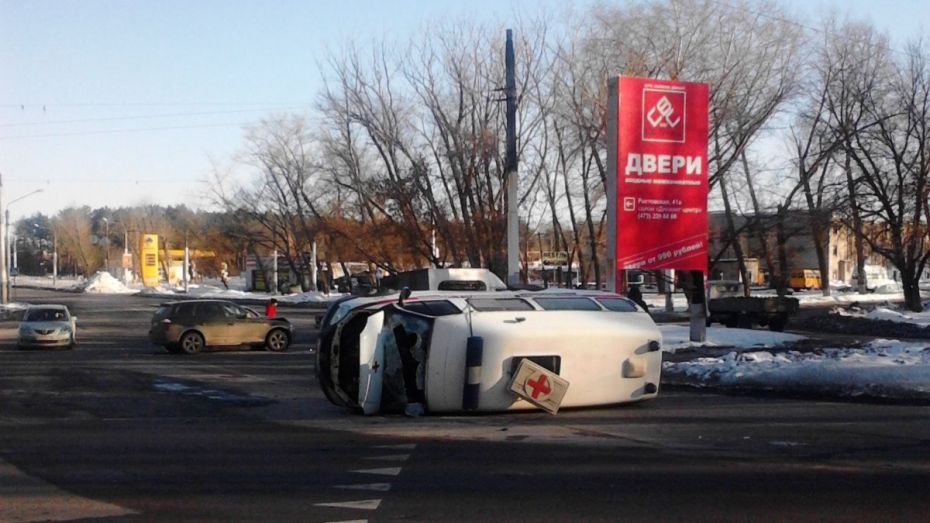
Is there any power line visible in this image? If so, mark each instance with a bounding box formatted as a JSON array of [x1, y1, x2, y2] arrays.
[[0, 101, 312, 108], [0, 105, 312, 128], [709, 0, 923, 60], [0, 120, 262, 140]]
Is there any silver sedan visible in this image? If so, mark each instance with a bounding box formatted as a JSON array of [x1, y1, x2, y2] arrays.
[[18, 304, 77, 350]]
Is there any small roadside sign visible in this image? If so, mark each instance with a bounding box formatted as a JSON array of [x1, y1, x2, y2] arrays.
[[509, 358, 569, 415], [541, 250, 569, 266]]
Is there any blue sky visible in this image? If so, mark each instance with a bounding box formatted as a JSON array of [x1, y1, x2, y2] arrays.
[[1, 0, 927, 220]]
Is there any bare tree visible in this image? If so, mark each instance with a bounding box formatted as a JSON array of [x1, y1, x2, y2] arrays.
[[52, 207, 98, 277], [843, 39, 930, 311]]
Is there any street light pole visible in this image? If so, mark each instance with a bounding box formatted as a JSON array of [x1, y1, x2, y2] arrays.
[[53, 231, 57, 288], [0, 173, 6, 304], [103, 217, 110, 274], [3, 187, 43, 302]]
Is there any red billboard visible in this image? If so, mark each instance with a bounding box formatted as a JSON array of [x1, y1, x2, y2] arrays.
[[614, 76, 709, 279]]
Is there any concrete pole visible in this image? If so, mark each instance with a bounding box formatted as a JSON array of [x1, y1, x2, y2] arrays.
[[272, 249, 278, 295], [4, 208, 10, 300], [183, 241, 190, 293], [666, 269, 675, 312], [505, 29, 520, 287], [0, 174, 7, 304], [606, 77, 619, 293], [103, 218, 109, 274], [123, 229, 130, 284], [53, 236, 58, 288], [310, 241, 317, 291]]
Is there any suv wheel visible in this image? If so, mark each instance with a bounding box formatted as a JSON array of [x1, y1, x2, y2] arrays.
[[179, 331, 205, 354], [265, 328, 290, 352]]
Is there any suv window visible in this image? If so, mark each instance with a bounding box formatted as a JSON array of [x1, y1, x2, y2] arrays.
[[174, 302, 197, 322], [221, 303, 244, 319], [197, 302, 226, 321], [152, 305, 172, 323]]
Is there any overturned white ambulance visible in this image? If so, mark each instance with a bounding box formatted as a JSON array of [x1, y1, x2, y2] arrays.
[[316, 273, 662, 415]]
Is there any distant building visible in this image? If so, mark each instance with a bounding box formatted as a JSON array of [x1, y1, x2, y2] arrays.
[[708, 211, 888, 285]]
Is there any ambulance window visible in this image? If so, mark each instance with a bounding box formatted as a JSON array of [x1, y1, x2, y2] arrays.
[[596, 297, 639, 312], [468, 298, 534, 311], [401, 300, 461, 316], [533, 297, 600, 311]]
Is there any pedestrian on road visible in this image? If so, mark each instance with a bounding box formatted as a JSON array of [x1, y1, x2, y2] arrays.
[[627, 284, 649, 314], [265, 298, 278, 319]]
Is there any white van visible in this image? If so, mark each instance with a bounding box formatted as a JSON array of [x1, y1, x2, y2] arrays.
[[316, 289, 661, 415], [851, 265, 895, 292]]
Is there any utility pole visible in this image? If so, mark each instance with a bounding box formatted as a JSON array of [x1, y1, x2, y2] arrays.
[[505, 28, 519, 287], [310, 241, 317, 291], [183, 232, 190, 293], [272, 249, 278, 295], [0, 173, 7, 304], [103, 217, 110, 274], [53, 231, 57, 288]]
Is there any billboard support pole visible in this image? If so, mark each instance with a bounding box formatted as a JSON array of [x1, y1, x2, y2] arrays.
[[689, 270, 706, 342]]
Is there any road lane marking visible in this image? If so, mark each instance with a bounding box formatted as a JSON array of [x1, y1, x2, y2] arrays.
[[363, 454, 410, 461], [349, 467, 402, 476], [315, 499, 382, 510], [335, 483, 392, 492]]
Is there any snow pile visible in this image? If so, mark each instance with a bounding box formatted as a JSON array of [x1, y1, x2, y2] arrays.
[[80, 272, 137, 294], [277, 291, 344, 304], [642, 285, 924, 313], [659, 325, 804, 352], [832, 303, 930, 328], [865, 306, 929, 326], [663, 339, 930, 401]]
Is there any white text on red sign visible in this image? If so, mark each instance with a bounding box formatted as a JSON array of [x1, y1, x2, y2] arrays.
[[624, 154, 703, 176]]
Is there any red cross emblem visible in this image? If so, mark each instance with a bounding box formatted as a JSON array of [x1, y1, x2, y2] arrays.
[[526, 373, 552, 400]]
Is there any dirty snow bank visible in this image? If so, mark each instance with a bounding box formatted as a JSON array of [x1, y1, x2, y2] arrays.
[[663, 339, 930, 401], [80, 272, 137, 294], [659, 324, 804, 352]]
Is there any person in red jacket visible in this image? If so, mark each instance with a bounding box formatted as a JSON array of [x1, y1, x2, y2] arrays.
[[265, 298, 278, 319]]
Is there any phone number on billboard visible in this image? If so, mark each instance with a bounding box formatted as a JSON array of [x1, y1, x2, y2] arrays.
[[637, 212, 679, 220]]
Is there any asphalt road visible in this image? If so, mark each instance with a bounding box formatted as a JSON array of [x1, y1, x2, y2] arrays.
[[1, 288, 929, 522]]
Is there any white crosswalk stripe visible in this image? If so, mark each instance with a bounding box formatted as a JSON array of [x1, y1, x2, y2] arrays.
[[315, 499, 382, 510], [335, 482, 392, 492], [350, 467, 402, 476], [363, 454, 410, 461]]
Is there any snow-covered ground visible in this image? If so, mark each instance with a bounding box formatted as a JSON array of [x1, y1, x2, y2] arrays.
[[658, 305, 930, 402], [663, 337, 930, 402], [8, 272, 930, 403], [642, 286, 928, 311], [660, 325, 806, 352], [12, 273, 342, 305]]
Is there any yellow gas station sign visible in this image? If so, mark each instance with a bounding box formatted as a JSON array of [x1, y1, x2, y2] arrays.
[[141, 234, 159, 288]]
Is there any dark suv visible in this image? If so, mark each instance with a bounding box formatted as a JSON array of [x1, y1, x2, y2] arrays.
[[149, 299, 293, 354]]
